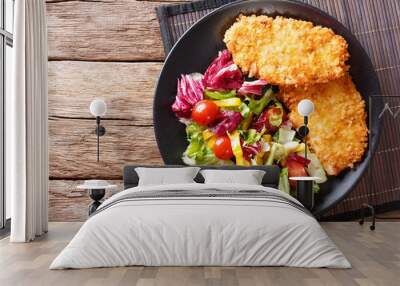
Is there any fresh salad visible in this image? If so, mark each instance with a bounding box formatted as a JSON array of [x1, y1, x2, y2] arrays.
[[171, 50, 327, 194]]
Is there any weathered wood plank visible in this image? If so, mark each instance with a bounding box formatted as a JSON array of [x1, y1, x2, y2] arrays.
[[46, 0, 170, 61], [49, 179, 123, 222], [48, 61, 163, 124], [49, 117, 163, 179]]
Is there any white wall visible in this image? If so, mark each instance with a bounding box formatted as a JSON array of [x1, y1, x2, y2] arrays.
[[5, 42, 13, 219]]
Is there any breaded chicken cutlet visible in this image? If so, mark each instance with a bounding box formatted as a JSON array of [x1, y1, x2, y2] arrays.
[[224, 15, 349, 87], [279, 75, 368, 176]]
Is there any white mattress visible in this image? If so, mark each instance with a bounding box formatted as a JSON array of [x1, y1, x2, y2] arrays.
[[50, 183, 350, 269]]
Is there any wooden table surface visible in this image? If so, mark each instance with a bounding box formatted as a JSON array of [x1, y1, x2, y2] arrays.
[[46, 0, 185, 221]]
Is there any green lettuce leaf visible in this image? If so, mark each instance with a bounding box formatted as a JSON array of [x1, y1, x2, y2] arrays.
[[186, 122, 204, 142], [238, 102, 250, 118], [204, 90, 236, 100], [266, 142, 287, 165], [312, 182, 320, 193], [278, 128, 296, 144], [246, 87, 275, 115], [279, 167, 290, 194], [184, 122, 233, 165], [240, 129, 262, 145]]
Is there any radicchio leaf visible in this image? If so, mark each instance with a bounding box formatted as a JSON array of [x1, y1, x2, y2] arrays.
[[210, 110, 242, 136], [203, 50, 243, 91], [172, 74, 204, 118], [252, 110, 269, 132], [252, 106, 284, 133], [241, 140, 262, 161], [238, 80, 268, 96]]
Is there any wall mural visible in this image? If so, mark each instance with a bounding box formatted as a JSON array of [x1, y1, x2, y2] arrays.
[[47, 0, 399, 221]]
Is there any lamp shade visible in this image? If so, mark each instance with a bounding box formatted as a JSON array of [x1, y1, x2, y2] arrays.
[[297, 99, 314, 116], [90, 99, 107, 117]]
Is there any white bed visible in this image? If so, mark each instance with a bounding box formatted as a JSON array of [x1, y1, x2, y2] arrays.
[[50, 182, 350, 269]]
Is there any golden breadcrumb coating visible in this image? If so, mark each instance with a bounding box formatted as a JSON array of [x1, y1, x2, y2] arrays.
[[279, 75, 368, 176], [224, 15, 349, 87]]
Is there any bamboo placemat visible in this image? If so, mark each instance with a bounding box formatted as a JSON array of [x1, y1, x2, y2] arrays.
[[156, 0, 400, 219]]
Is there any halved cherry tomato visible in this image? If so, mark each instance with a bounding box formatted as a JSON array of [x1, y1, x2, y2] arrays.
[[286, 153, 311, 166], [212, 136, 233, 160], [287, 160, 308, 188], [191, 100, 219, 126]]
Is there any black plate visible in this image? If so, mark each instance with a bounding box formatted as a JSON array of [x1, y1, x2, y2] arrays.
[[153, 0, 382, 217]]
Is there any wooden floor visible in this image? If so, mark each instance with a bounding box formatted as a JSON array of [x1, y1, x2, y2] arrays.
[[0, 222, 399, 286]]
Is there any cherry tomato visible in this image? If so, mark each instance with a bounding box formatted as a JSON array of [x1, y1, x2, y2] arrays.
[[213, 136, 234, 160], [191, 100, 219, 126], [286, 153, 310, 166], [287, 160, 308, 188]]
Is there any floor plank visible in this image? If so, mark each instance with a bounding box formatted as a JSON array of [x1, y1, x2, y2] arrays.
[[0, 222, 399, 286]]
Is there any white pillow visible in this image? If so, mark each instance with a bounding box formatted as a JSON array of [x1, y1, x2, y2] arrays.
[[200, 169, 266, 185], [135, 167, 200, 186]]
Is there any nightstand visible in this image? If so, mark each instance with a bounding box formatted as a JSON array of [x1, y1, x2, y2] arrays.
[[77, 180, 117, 215], [289, 176, 319, 210]]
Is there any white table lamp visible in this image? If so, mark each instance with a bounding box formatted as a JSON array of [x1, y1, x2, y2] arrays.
[[297, 99, 314, 160], [89, 99, 107, 162]]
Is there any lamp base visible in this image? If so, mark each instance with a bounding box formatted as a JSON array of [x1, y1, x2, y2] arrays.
[[88, 188, 106, 215], [296, 180, 314, 210]]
